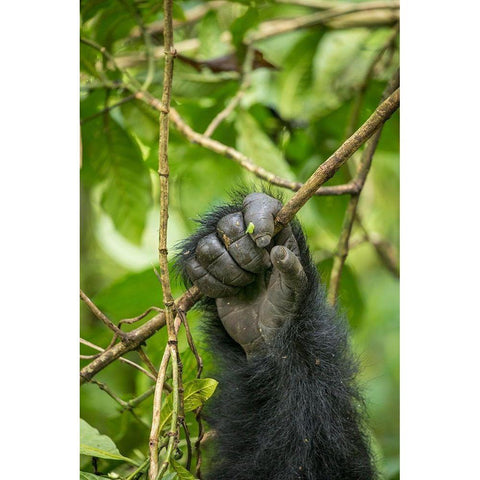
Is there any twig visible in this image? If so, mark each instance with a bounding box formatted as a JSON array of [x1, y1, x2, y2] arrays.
[[137, 347, 159, 378], [156, 344, 180, 479], [357, 218, 399, 278], [203, 47, 254, 138], [149, 345, 171, 479], [274, 88, 400, 231], [80, 38, 373, 198], [80, 289, 127, 338], [122, 386, 157, 412], [119, 306, 163, 328], [248, 1, 399, 42], [148, 0, 179, 476], [80, 286, 201, 385], [80, 338, 157, 382], [168, 107, 360, 196], [80, 94, 137, 125], [180, 310, 204, 476], [327, 73, 399, 304], [345, 25, 399, 139]]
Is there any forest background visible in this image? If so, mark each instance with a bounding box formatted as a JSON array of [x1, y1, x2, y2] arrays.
[[2, 1, 479, 479], [79, 1, 400, 479]]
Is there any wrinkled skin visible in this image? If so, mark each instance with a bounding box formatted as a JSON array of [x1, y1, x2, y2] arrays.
[[183, 193, 307, 355]]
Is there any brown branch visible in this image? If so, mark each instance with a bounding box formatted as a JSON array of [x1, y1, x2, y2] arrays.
[[149, 0, 180, 476], [137, 347, 159, 378], [249, 1, 399, 42], [79, 286, 201, 385], [80, 289, 127, 338], [274, 87, 400, 231], [357, 218, 400, 278], [82, 38, 384, 199], [129, 3, 222, 41], [80, 338, 157, 382], [168, 107, 358, 196], [118, 306, 163, 328], [180, 310, 204, 477], [148, 345, 171, 479]]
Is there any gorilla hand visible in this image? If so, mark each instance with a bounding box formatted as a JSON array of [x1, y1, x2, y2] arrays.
[[181, 193, 307, 355]]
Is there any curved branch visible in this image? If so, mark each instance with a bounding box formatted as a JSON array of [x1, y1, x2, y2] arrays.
[[79, 287, 201, 385], [274, 88, 400, 230]]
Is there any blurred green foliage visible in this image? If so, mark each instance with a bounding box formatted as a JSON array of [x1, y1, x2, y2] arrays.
[[80, 0, 399, 478]]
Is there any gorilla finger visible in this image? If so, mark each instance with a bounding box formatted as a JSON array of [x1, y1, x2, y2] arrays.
[[217, 212, 271, 273], [242, 193, 282, 248], [185, 257, 239, 298], [273, 224, 301, 256], [196, 233, 254, 287], [270, 246, 307, 295]]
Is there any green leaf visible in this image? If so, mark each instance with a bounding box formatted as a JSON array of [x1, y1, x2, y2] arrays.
[[171, 458, 197, 479], [235, 110, 295, 182], [80, 472, 103, 480], [80, 418, 139, 465], [81, 117, 152, 244], [277, 30, 323, 119], [92, 266, 185, 319], [230, 8, 260, 51], [245, 222, 255, 234], [163, 474, 178, 480], [160, 379, 218, 431]]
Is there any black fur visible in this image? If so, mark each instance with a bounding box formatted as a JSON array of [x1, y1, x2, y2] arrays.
[[175, 192, 376, 480]]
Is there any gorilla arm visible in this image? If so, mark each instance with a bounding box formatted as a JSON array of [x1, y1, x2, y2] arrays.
[[176, 192, 376, 480]]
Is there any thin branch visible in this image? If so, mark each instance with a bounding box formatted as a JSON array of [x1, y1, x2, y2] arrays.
[[345, 25, 399, 139], [80, 338, 157, 382], [357, 217, 400, 278], [327, 73, 399, 304], [149, 0, 179, 476], [119, 306, 163, 328], [149, 345, 171, 479], [248, 1, 399, 42], [80, 289, 127, 338], [180, 310, 204, 477], [80, 287, 201, 385], [137, 347, 159, 378], [168, 107, 359, 196], [122, 386, 157, 412], [80, 94, 137, 125], [274, 87, 400, 231], [203, 47, 254, 138], [81, 38, 374, 198]]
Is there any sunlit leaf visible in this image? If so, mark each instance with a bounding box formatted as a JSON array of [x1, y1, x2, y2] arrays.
[[81, 116, 152, 244], [160, 379, 218, 432], [171, 458, 197, 479], [80, 419, 139, 465]]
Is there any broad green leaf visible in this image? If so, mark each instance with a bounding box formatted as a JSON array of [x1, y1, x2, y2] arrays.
[[198, 11, 229, 59], [80, 472, 103, 480], [164, 473, 178, 480], [171, 458, 197, 479], [277, 30, 323, 119], [81, 117, 152, 244], [246, 222, 255, 234], [80, 419, 138, 465], [235, 110, 295, 181], [230, 8, 260, 51], [160, 379, 218, 431], [92, 266, 185, 320]]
